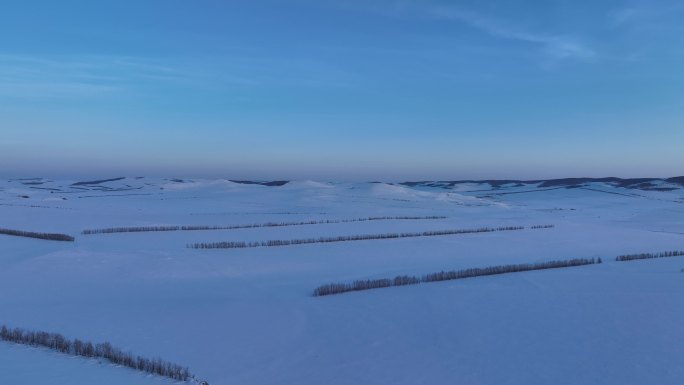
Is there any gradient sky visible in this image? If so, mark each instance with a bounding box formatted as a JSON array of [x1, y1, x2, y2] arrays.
[[1, 0, 683, 180]]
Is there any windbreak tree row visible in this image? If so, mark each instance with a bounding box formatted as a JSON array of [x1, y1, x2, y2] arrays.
[[615, 250, 684, 261], [81, 216, 448, 235], [530, 224, 555, 229], [0, 228, 74, 241], [0, 325, 193, 382], [313, 258, 599, 297], [188, 225, 553, 249]]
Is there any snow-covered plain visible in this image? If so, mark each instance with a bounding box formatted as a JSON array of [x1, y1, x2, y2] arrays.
[[1, 177, 683, 385]]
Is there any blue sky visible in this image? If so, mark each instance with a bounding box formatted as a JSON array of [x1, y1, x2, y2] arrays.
[[1, 0, 683, 180]]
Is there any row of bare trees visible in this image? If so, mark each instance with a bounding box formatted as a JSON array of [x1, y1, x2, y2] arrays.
[[313, 258, 599, 296], [188, 226, 540, 249], [530, 224, 555, 229], [0, 228, 74, 242], [81, 216, 448, 235], [0, 325, 193, 381], [615, 250, 684, 261]]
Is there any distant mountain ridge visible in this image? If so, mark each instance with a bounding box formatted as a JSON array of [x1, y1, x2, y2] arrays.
[[400, 177, 684, 191], [5, 176, 684, 192]]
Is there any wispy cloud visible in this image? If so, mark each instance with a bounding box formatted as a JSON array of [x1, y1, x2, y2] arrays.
[[329, 0, 595, 63], [605, 2, 684, 63], [608, 1, 684, 33], [610, 7, 642, 27], [428, 7, 595, 61], [609, 3, 684, 28], [0, 53, 361, 101], [0, 54, 189, 100]]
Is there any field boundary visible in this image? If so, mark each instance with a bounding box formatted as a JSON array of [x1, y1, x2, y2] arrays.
[[189, 225, 554, 249], [0, 325, 194, 382], [81, 216, 448, 235], [615, 250, 684, 261], [0, 228, 75, 242], [313, 257, 598, 296]]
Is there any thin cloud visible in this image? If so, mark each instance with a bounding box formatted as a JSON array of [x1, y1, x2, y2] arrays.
[[0, 53, 360, 101], [0, 55, 152, 99], [610, 7, 642, 27], [428, 6, 595, 61], [609, 3, 684, 28], [0, 54, 210, 100], [328, 1, 595, 62]]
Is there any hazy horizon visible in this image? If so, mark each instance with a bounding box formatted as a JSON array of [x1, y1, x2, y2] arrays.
[[3, 173, 683, 183]]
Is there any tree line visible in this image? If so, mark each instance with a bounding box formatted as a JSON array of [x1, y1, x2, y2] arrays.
[[313, 258, 600, 296], [81, 216, 448, 235], [0, 228, 74, 242], [615, 250, 684, 262], [0, 325, 193, 382], [530, 224, 555, 229], [188, 225, 548, 250]]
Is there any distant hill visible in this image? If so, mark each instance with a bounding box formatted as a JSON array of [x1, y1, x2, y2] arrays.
[[400, 177, 684, 191]]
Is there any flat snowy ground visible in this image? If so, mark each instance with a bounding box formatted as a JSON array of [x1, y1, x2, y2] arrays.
[[1, 178, 683, 385]]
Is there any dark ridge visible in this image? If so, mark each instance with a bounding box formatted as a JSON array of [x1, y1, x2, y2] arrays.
[[85, 186, 143, 192], [77, 193, 152, 199], [313, 257, 599, 296], [579, 187, 640, 198], [402, 177, 680, 190], [541, 177, 660, 188], [480, 180, 536, 188], [401, 180, 542, 188], [0, 228, 75, 241], [666, 176, 684, 186], [0, 325, 194, 382], [476, 187, 566, 197], [230, 180, 289, 187], [398, 178, 517, 188], [645, 187, 679, 192], [12, 178, 45, 181], [538, 178, 617, 188], [400, 181, 427, 187], [71, 177, 126, 186], [615, 178, 660, 188]]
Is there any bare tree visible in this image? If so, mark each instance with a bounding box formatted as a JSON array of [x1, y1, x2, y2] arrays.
[[189, 225, 553, 250], [0, 228, 74, 241], [0, 325, 193, 381], [313, 258, 597, 296]]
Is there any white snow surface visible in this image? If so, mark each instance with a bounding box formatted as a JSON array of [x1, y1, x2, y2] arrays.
[[1, 177, 684, 384]]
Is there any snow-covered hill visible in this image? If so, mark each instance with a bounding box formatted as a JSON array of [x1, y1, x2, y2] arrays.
[[1, 177, 683, 385]]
